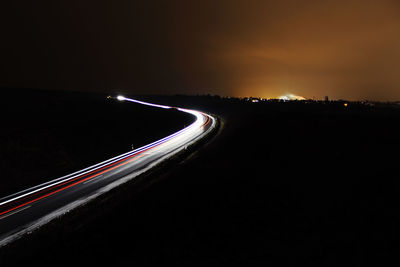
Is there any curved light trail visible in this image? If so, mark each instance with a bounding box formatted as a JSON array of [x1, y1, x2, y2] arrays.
[[0, 96, 216, 246]]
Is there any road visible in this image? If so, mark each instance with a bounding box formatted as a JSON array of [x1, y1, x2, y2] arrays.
[[0, 96, 216, 246]]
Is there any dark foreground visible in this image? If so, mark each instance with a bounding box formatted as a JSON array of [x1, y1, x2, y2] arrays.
[[2, 94, 400, 266]]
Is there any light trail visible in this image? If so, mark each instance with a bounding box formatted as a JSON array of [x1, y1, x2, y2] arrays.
[[0, 97, 209, 208], [0, 96, 216, 245]]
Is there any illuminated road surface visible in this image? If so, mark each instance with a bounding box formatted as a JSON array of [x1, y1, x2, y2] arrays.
[[0, 96, 216, 246]]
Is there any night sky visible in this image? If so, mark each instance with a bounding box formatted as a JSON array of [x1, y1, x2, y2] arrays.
[[1, 0, 400, 100]]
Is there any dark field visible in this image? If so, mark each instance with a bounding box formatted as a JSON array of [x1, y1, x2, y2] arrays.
[[2, 94, 400, 266], [0, 89, 194, 197]]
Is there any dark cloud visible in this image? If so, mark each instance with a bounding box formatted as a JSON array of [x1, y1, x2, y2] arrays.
[[1, 0, 400, 100]]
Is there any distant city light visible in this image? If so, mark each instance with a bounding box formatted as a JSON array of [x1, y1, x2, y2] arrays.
[[344, 103, 348, 107], [278, 94, 305, 101]]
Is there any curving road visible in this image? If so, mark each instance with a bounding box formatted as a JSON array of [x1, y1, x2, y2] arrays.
[[0, 96, 216, 246]]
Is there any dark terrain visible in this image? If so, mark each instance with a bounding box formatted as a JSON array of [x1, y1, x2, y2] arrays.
[[1, 93, 400, 266]]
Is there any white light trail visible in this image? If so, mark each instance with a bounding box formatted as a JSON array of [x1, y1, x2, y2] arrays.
[[120, 96, 172, 109], [0, 96, 215, 207]]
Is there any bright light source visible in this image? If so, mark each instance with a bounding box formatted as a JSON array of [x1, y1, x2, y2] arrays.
[[117, 95, 125, 101], [344, 103, 348, 107], [278, 94, 305, 101]]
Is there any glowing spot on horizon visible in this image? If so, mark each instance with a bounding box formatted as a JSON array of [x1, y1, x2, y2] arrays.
[[279, 94, 305, 101]]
